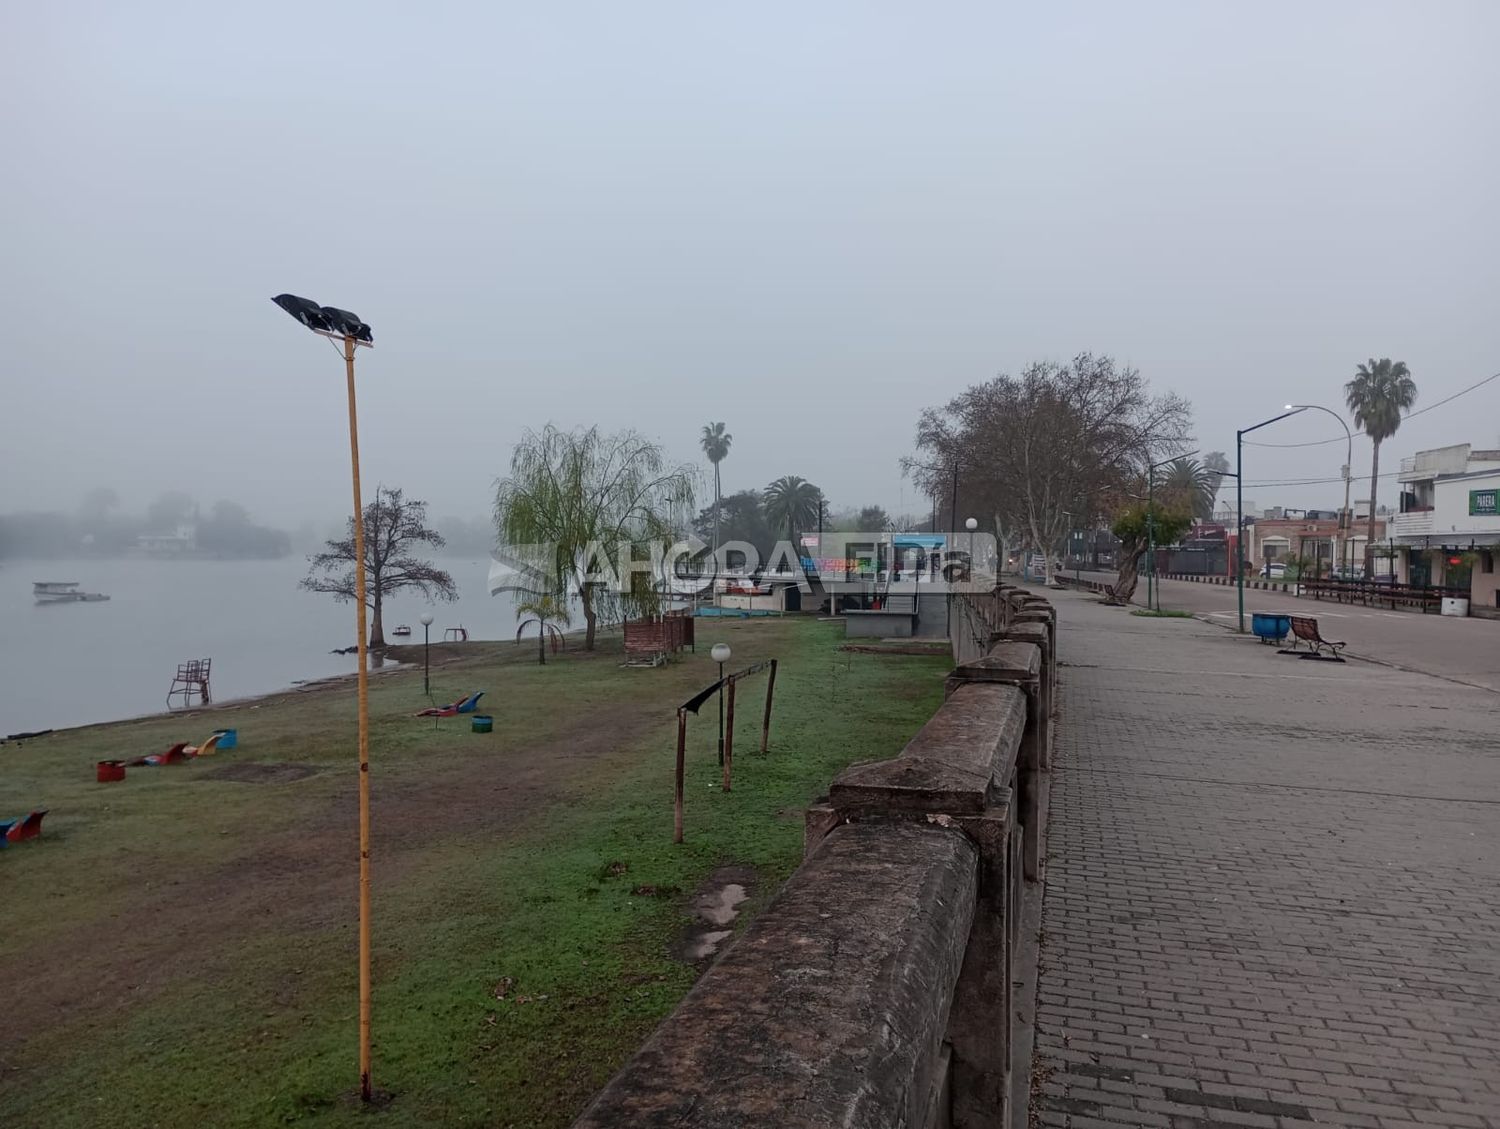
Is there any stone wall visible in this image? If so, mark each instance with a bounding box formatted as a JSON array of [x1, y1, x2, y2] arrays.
[[571, 584, 1054, 1129]]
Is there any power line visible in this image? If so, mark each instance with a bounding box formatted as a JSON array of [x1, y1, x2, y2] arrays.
[[1244, 369, 1500, 448], [1403, 369, 1500, 420], [1244, 435, 1347, 449], [1243, 470, 1404, 488]]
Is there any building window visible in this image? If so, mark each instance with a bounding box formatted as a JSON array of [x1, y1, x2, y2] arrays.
[[1484, 552, 1494, 575]]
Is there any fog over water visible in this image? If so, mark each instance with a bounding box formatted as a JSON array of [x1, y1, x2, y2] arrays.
[[0, 559, 514, 734], [2, 5, 1497, 733]]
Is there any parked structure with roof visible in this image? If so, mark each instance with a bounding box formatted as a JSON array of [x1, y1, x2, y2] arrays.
[[1389, 443, 1500, 613]]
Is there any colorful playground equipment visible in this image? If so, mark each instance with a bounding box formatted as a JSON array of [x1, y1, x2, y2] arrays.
[[99, 731, 242, 781], [1, 810, 48, 846], [415, 691, 485, 718]]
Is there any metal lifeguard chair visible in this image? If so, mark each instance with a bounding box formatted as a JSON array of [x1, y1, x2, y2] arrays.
[[167, 658, 212, 709]]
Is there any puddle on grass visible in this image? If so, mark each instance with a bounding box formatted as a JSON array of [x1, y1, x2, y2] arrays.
[[673, 864, 755, 963]]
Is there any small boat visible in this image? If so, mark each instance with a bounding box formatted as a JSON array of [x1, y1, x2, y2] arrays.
[[34, 581, 110, 604], [392, 625, 412, 637]]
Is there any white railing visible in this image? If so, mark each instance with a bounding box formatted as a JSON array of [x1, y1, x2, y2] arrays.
[[1390, 510, 1434, 537]]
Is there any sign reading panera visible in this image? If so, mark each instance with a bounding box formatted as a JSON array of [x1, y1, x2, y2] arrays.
[[1471, 489, 1499, 516]]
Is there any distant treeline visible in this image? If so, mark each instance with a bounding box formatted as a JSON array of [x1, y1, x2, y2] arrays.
[[0, 489, 291, 560]]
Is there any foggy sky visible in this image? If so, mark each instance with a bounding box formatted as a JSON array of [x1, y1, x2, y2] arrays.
[[3, 1, 1497, 528]]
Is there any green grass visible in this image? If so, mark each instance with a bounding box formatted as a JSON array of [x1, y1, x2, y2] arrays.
[[1129, 608, 1196, 619], [0, 619, 949, 1128]]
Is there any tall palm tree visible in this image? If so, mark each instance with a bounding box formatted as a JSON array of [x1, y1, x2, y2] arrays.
[[1345, 358, 1417, 572], [763, 475, 823, 543], [514, 591, 571, 665], [1160, 456, 1218, 523], [700, 423, 732, 557]]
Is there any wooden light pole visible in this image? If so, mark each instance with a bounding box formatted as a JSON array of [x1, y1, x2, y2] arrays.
[[342, 333, 374, 1104], [271, 295, 376, 1102]]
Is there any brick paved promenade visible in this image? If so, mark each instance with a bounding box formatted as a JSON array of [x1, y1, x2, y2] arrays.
[[1033, 588, 1500, 1129]]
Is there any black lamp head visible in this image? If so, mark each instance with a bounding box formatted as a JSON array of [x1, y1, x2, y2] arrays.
[[272, 293, 333, 333], [320, 307, 373, 344], [272, 294, 373, 343]]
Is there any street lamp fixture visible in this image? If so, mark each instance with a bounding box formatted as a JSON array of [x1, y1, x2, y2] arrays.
[[271, 291, 377, 1103], [711, 643, 732, 767], [1285, 404, 1356, 579], [419, 612, 435, 696], [1236, 407, 1306, 633], [1146, 450, 1197, 612]]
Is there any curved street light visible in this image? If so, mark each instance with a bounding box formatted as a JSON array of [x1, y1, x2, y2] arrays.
[[1236, 407, 1306, 632], [1286, 404, 1356, 579]]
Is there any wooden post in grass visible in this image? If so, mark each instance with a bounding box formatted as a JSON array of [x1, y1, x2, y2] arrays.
[[760, 658, 778, 754], [673, 708, 687, 844], [722, 677, 736, 793]]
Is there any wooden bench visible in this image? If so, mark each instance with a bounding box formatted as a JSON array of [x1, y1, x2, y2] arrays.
[[1284, 615, 1346, 661]]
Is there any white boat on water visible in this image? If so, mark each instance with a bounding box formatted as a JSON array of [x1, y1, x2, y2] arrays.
[[34, 581, 111, 604]]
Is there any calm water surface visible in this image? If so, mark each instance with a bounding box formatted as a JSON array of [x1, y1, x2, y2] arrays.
[[0, 558, 517, 734]]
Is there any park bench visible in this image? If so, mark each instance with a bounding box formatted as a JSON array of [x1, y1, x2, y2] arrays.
[[1283, 615, 1345, 661]]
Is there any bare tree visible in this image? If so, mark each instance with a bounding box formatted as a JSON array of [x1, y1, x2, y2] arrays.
[[908, 354, 1193, 584], [302, 486, 457, 648]]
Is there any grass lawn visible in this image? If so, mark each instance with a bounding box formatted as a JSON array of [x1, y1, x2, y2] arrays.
[[0, 617, 949, 1128]]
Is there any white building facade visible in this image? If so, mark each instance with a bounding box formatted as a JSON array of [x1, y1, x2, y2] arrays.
[[1388, 444, 1500, 613]]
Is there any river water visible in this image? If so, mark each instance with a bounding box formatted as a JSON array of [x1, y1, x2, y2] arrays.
[[0, 558, 518, 734]]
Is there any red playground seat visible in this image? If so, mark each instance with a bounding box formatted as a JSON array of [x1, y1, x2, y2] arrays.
[[5, 810, 48, 842]]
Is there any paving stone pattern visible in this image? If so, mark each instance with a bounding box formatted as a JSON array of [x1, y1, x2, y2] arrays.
[[1033, 589, 1500, 1129]]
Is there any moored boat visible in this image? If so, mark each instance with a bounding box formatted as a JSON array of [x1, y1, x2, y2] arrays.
[[33, 581, 111, 604]]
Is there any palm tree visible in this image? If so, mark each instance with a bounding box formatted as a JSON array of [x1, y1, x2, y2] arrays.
[[1160, 456, 1218, 522], [763, 475, 823, 542], [514, 592, 571, 665], [700, 422, 732, 557], [1345, 358, 1417, 573]]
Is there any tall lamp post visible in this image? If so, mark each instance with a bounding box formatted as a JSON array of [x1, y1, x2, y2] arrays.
[[271, 293, 377, 1102], [711, 643, 731, 766], [1147, 451, 1197, 612], [1285, 404, 1355, 578], [419, 612, 434, 696], [1237, 407, 1306, 633]]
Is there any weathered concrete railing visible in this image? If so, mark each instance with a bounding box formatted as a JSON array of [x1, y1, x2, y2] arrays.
[[571, 588, 1056, 1129]]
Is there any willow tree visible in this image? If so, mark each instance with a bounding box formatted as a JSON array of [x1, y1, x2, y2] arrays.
[[494, 426, 696, 650]]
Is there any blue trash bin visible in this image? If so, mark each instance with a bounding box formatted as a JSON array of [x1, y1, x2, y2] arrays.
[[1250, 612, 1291, 646]]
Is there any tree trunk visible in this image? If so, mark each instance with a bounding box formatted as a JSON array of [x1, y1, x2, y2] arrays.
[[1111, 546, 1144, 604], [1365, 438, 1380, 577], [713, 464, 721, 555], [538, 625, 546, 665], [369, 589, 386, 648], [581, 588, 597, 650]]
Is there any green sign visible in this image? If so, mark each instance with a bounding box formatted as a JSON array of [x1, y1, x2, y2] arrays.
[[1471, 489, 1499, 516]]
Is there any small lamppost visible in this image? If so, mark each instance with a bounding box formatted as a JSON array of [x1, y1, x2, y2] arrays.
[[964, 517, 978, 583], [711, 642, 731, 766], [419, 613, 434, 696]]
